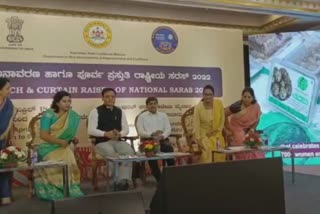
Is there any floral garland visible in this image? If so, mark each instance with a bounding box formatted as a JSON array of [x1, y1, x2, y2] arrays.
[[0, 146, 26, 164]]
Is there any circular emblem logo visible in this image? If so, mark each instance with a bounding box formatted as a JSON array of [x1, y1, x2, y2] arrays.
[[151, 26, 178, 54], [83, 21, 112, 48], [298, 77, 308, 91]]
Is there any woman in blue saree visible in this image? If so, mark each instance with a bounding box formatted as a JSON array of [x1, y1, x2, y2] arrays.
[[0, 78, 15, 205], [34, 91, 83, 200]]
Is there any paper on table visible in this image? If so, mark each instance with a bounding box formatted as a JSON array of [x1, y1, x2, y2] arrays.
[[155, 153, 174, 157], [259, 146, 278, 150], [226, 146, 247, 151], [34, 160, 65, 165], [156, 152, 189, 157]]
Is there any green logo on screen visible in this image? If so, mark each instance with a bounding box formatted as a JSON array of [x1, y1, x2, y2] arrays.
[[298, 77, 308, 91]]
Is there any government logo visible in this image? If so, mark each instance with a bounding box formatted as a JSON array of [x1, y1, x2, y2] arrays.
[[151, 26, 178, 54], [6, 16, 24, 43], [83, 21, 112, 48]]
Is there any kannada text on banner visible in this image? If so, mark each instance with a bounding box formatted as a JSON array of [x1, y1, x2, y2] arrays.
[[0, 62, 222, 99]]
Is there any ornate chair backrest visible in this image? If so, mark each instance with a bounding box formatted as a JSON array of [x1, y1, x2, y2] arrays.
[[85, 116, 96, 143], [28, 112, 43, 145], [181, 107, 195, 141], [134, 110, 147, 135], [26, 112, 43, 164], [77, 115, 90, 146], [180, 106, 202, 158]]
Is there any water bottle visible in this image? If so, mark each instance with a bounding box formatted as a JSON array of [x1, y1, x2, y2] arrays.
[[263, 134, 269, 146], [216, 138, 221, 150], [32, 150, 38, 164]]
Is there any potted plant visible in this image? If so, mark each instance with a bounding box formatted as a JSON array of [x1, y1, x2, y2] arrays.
[[139, 140, 159, 157]]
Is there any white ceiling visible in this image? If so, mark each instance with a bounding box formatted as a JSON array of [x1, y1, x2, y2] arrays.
[[0, 0, 319, 34]]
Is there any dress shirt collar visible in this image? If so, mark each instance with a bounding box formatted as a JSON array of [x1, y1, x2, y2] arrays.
[[147, 111, 158, 116], [104, 105, 114, 110]]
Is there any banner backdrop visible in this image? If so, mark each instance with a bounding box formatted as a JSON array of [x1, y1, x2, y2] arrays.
[[0, 11, 244, 184], [1, 62, 222, 98]]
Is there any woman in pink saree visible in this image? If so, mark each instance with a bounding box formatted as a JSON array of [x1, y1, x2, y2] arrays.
[[225, 87, 264, 160]]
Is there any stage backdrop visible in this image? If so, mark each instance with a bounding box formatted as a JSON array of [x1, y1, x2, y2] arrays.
[[249, 31, 320, 166], [0, 11, 244, 184]]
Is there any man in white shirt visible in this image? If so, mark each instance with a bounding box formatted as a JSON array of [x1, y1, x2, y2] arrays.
[[136, 97, 175, 182], [88, 88, 134, 191]]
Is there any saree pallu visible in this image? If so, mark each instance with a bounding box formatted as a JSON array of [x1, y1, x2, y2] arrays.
[[0, 98, 14, 204], [193, 99, 226, 163], [34, 109, 83, 200]]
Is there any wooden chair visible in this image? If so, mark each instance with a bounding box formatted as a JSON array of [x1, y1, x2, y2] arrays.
[[181, 107, 195, 143], [72, 120, 104, 190], [180, 106, 202, 163], [79, 118, 108, 191], [181, 106, 229, 162], [74, 146, 91, 181], [26, 112, 43, 197], [87, 119, 138, 190]]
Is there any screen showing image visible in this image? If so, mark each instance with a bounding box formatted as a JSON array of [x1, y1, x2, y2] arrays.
[[249, 31, 320, 165]]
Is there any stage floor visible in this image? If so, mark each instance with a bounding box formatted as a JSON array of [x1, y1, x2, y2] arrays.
[[1, 171, 320, 214]]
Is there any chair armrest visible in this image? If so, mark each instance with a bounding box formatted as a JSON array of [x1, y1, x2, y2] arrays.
[[169, 134, 182, 139], [184, 133, 193, 138], [89, 137, 96, 145], [121, 136, 139, 151], [122, 136, 139, 141], [26, 141, 34, 148]]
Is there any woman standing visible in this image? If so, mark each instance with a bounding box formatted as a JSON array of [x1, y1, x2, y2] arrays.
[[193, 85, 225, 163], [0, 78, 15, 205], [225, 87, 263, 160], [34, 91, 83, 200]]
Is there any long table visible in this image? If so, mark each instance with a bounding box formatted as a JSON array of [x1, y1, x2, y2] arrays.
[[212, 146, 295, 183], [0, 161, 69, 197]]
